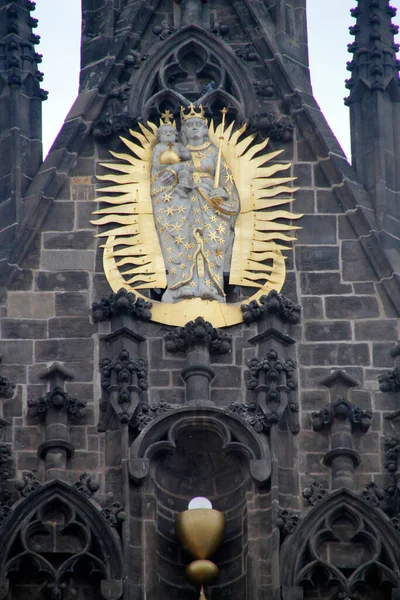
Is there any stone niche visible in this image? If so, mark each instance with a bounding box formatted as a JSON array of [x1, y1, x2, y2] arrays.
[[153, 422, 250, 600]]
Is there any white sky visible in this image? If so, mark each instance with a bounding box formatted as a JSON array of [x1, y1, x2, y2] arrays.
[[33, 1, 397, 160]]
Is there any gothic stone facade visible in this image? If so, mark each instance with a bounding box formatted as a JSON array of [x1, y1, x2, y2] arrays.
[[0, 1, 400, 600]]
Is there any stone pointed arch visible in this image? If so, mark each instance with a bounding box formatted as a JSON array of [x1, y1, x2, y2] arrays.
[[129, 25, 257, 120], [0, 480, 124, 600], [280, 489, 400, 600], [129, 405, 271, 484]]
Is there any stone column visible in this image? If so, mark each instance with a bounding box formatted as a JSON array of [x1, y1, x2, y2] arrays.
[[164, 316, 231, 405], [28, 363, 86, 481], [312, 370, 372, 490]]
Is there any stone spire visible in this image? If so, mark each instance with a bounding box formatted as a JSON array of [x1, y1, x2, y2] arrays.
[[346, 0, 399, 98], [0, 0, 47, 266], [345, 0, 400, 262]]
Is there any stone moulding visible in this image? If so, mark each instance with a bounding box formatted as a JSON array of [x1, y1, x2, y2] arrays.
[[128, 406, 271, 484]]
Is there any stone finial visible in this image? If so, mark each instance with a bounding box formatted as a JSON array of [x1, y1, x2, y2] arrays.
[[29, 363, 80, 480], [241, 290, 301, 325], [312, 370, 371, 490], [92, 288, 152, 323]]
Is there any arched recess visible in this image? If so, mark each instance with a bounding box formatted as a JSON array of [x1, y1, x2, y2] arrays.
[[129, 406, 271, 600], [129, 406, 270, 485], [0, 480, 124, 600], [280, 489, 400, 600], [129, 26, 257, 121]]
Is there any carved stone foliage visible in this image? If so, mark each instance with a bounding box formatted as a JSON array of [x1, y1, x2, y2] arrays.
[[100, 350, 148, 424], [384, 437, 400, 473], [280, 491, 400, 600], [276, 508, 300, 537], [28, 387, 86, 419], [302, 481, 328, 506], [92, 288, 152, 323], [15, 471, 41, 498], [132, 400, 173, 432], [378, 367, 400, 392], [241, 290, 301, 325], [228, 400, 269, 433], [164, 316, 231, 354], [101, 502, 126, 529], [0, 444, 14, 525], [74, 473, 99, 499], [0, 356, 15, 399], [312, 398, 372, 433], [247, 351, 297, 395], [0, 483, 124, 600], [248, 112, 293, 142]]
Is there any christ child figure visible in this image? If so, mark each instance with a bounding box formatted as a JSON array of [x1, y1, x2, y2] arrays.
[[152, 123, 193, 190]]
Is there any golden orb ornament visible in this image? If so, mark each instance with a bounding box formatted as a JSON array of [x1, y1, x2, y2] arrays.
[[159, 142, 181, 165]]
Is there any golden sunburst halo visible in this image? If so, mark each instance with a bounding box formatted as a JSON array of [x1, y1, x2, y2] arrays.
[[91, 119, 302, 327]]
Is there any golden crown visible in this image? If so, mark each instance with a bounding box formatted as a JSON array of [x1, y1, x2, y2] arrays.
[[180, 103, 206, 122]]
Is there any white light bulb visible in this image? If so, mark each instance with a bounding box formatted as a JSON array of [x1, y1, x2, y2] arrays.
[[188, 497, 213, 510]]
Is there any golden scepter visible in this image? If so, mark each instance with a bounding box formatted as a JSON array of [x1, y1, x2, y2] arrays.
[[213, 107, 227, 190]]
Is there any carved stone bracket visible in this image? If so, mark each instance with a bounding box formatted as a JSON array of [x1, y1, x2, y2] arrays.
[[100, 350, 148, 425], [92, 288, 152, 324], [312, 370, 371, 490], [165, 317, 231, 404]]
